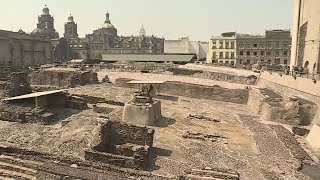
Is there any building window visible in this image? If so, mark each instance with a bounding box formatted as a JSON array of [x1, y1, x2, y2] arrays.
[[267, 41, 272, 48], [283, 51, 288, 57], [253, 44, 258, 48], [275, 42, 280, 48], [231, 52, 235, 59], [260, 43, 265, 48], [225, 61, 229, 64], [268, 60, 272, 64], [240, 51, 244, 56], [247, 51, 250, 56], [231, 42, 235, 49], [261, 51, 265, 56], [225, 42, 229, 49], [267, 51, 271, 57], [212, 52, 216, 59], [239, 44, 243, 48], [219, 52, 223, 59], [283, 41, 289, 48], [219, 41, 223, 49], [240, 59, 243, 64], [254, 52, 257, 56], [225, 52, 229, 59], [246, 43, 250, 48], [284, 59, 288, 64], [212, 41, 216, 49], [247, 59, 251, 64], [275, 51, 280, 57], [261, 59, 264, 62]]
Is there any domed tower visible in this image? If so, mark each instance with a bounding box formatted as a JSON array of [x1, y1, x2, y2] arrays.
[[99, 12, 118, 48], [31, 5, 59, 39], [64, 14, 78, 39]]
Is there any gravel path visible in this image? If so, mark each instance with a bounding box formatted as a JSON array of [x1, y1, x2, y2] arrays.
[[238, 114, 311, 180], [269, 125, 313, 162]]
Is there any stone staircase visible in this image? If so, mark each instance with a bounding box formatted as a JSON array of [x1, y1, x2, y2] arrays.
[[0, 154, 39, 180]]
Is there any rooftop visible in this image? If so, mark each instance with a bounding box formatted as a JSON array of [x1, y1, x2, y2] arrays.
[[3, 90, 67, 101], [101, 53, 197, 63]]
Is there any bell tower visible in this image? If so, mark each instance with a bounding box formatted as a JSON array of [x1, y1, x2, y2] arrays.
[[64, 14, 79, 39]]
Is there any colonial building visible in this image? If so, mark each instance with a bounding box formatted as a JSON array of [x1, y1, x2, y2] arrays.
[[0, 29, 52, 66], [206, 32, 237, 65], [85, 12, 164, 59], [237, 30, 291, 65], [31, 5, 59, 40], [164, 37, 209, 60], [291, 0, 320, 73]]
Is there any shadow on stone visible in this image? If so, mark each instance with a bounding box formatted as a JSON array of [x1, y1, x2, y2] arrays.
[[147, 147, 173, 171], [156, 117, 176, 127]]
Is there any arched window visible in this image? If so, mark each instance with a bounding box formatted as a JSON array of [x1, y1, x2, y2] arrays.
[[304, 61, 309, 68]]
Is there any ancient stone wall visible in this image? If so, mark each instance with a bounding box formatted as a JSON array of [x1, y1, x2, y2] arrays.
[[257, 71, 320, 125], [4, 72, 32, 97], [115, 78, 249, 104], [97, 121, 154, 150], [29, 69, 98, 88], [89, 121, 154, 170]]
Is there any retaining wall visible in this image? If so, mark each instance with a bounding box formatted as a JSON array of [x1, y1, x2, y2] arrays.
[[257, 71, 320, 125], [115, 78, 249, 104]]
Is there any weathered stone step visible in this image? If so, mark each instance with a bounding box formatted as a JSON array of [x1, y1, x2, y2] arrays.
[[0, 155, 38, 180]]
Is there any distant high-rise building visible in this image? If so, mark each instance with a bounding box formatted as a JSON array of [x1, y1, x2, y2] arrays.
[[64, 14, 78, 39]]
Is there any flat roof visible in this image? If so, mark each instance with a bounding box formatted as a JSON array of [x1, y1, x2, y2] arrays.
[[101, 54, 196, 62], [127, 80, 166, 84], [3, 90, 67, 101]]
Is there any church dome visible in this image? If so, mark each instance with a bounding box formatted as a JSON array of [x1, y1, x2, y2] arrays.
[[42, 5, 50, 15], [68, 14, 74, 23], [100, 12, 116, 29], [101, 22, 115, 29], [31, 28, 45, 36]]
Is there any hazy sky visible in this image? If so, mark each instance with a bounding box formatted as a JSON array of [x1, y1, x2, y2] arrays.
[[0, 0, 293, 41]]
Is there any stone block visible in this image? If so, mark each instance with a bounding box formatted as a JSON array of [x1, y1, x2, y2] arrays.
[[122, 101, 161, 126], [306, 124, 320, 151]]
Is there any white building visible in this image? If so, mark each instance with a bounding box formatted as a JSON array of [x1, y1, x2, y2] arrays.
[[290, 0, 320, 73], [206, 32, 237, 66], [164, 37, 208, 60]]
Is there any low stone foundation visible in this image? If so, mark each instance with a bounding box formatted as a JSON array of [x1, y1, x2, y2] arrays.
[[247, 88, 317, 125], [88, 121, 155, 170], [122, 93, 161, 126], [29, 68, 98, 88]]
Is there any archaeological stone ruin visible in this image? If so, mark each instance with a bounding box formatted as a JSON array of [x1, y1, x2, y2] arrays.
[[0, 63, 318, 180]]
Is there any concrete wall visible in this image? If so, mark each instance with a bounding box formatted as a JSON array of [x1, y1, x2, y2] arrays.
[[291, 0, 320, 72], [257, 71, 320, 125]]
